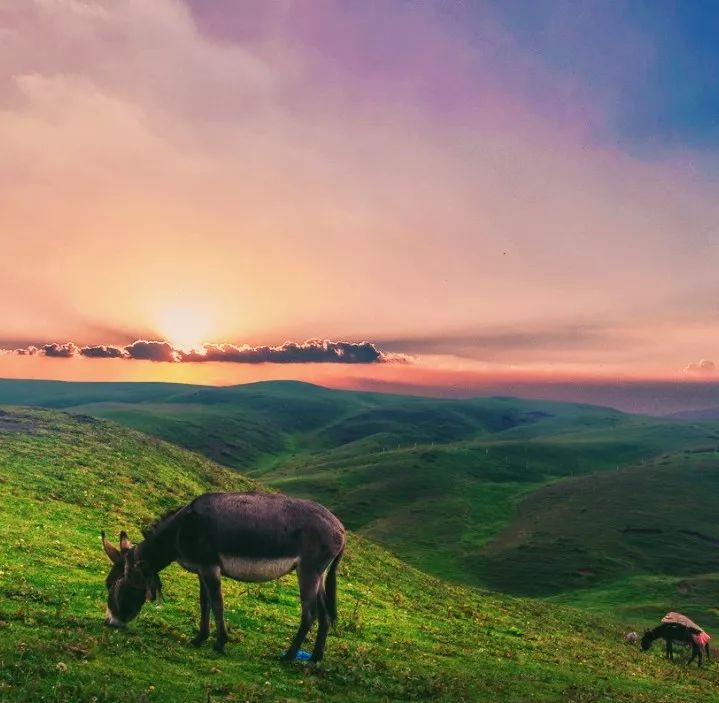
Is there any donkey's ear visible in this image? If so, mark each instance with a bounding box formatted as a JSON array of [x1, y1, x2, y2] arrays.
[[119, 530, 133, 552], [101, 531, 122, 564]]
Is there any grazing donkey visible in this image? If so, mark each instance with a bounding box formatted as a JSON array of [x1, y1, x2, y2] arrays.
[[641, 623, 711, 666], [102, 491, 346, 662]]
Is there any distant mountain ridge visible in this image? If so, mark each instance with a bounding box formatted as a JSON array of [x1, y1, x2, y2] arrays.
[[667, 407, 719, 421]]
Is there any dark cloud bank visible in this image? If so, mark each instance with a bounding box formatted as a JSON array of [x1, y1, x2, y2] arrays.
[[2, 339, 400, 364]]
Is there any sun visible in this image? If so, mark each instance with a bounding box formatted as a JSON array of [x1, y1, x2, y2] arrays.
[[155, 306, 216, 352]]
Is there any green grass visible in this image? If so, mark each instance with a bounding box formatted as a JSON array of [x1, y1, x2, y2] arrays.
[[481, 452, 719, 618], [3, 379, 719, 620], [252, 416, 719, 591], [3, 408, 719, 701]]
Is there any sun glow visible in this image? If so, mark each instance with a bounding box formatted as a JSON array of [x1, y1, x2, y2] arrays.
[[155, 306, 217, 352]]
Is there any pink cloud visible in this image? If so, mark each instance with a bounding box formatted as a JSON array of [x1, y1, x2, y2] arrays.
[[685, 359, 716, 375]]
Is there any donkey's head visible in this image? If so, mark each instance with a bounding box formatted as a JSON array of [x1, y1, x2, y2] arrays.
[[101, 530, 162, 627], [640, 629, 653, 651]]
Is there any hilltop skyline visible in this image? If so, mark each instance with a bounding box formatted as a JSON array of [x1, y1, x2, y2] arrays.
[[2, 1, 718, 406]]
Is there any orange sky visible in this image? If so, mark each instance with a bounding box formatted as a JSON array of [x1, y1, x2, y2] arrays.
[[1, 0, 718, 394]]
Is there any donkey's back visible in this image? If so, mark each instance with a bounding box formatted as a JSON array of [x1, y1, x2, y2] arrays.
[[191, 492, 343, 552], [181, 492, 345, 581]]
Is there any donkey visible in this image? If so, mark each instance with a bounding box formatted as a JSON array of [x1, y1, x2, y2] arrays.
[[101, 491, 346, 663], [641, 623, 711, 666]]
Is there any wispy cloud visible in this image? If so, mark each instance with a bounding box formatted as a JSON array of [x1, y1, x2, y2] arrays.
[[1, 339, 403, 364], [378, 323, 615, 356], [685, 359, 716, 375]]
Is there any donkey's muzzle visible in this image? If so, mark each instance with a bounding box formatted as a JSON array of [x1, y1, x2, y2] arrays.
[[104, 608, 126, 628]]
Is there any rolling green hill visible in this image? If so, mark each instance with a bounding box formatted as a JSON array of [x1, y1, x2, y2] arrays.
[[481, 451, 719, 622], [254, 414, 719, 587], [2, 379, 719, 626], [2, 407, 719, 702]]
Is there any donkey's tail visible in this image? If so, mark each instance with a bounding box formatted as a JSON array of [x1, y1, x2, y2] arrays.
[[325, 546, 344, 625]]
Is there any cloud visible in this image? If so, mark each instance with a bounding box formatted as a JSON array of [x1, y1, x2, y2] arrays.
[[378, 324, 614, 355], [79, 345, 127, 359], [124, 340, 179, 362], [41, 342, 79, 358], [684, 359, 716, 375], [179, 339, 389, 364], [14, 346, 39, 356], [2, 339, 400, 364], [375, 322, 638, 365]]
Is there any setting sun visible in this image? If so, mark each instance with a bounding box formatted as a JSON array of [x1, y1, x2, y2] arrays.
[[154, 306, 217, 352]]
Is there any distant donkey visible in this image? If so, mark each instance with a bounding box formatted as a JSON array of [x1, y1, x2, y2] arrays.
[[101, 492, 346, 662], [641, 621, 711, 667]]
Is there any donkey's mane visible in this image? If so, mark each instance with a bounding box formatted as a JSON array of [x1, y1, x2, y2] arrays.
[[142, 506, 183, 538]]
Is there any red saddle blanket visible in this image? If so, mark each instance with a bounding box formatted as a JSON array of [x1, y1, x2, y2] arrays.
[[693, 632, 711, 647], [661, 612, 711, 645]]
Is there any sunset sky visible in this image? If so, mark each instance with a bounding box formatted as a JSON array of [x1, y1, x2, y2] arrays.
[[1, 1, 718, 412]]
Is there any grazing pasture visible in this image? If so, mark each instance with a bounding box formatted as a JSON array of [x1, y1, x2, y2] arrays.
[[2, 408, 719, 701], [4, 380, 718, 618]]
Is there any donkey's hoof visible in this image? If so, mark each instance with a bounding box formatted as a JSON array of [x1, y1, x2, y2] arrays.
[[190, 636, 207, 648], [212, 642, 226, 655]]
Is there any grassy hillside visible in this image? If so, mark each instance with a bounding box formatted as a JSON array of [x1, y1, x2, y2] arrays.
[[2, 408, 719, 702], [255, 414, 719, 584], [481, 451, 719, 620], [2, 379, 719, 611]]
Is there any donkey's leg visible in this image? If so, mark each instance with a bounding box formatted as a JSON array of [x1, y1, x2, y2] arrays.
[[191, 576, 211, 647], [200, 566, 228, 654], [282, 568, 321, 662], [687, 642, 699, 666], [310, 585, 332, 663], [666, 639, 673, 660]]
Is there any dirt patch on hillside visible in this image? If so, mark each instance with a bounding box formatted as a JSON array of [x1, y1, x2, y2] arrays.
[[0, 410, 39, 434]]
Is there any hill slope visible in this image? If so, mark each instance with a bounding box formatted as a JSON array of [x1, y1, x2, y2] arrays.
[[481, 451, 719, 623], [3, 379, 719, 611], [2, 409, 719, 701]]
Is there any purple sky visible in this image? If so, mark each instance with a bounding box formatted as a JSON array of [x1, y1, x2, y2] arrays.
[[1, 1, 718, 412]]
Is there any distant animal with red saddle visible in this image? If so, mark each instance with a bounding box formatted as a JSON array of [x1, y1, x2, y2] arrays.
[[640, 612, 711, 666]]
